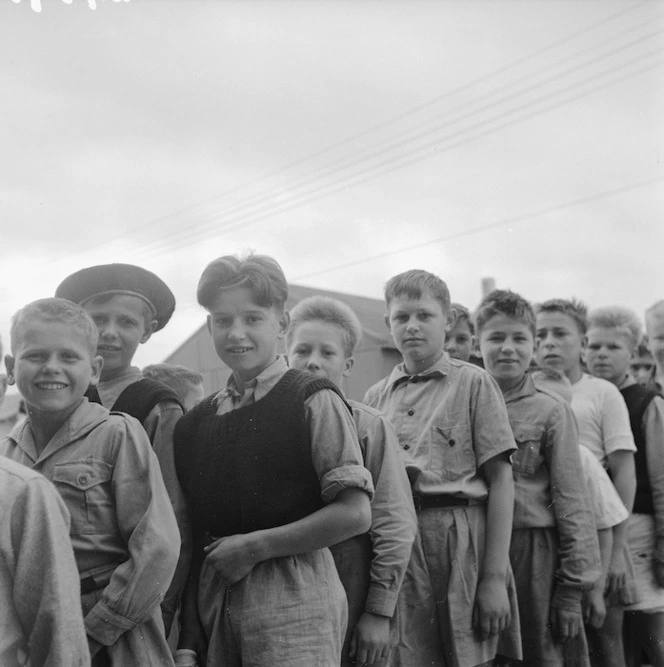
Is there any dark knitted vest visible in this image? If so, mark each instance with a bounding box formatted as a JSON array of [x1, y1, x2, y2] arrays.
[[620, 383, 657, 514], [86, 378, 182, 425], [174, 369, 350, 538]]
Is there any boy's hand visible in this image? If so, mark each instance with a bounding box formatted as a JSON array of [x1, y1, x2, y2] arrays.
[[550, 606, 582, 642], [583, 584, 607, 629], [473, 576, 510, 641], [349, 612, 391, 665], [654, 560, 664, 588], [605, 549, 627, 596], [87, 636, 104, 659], [204, 534, 260, 585]]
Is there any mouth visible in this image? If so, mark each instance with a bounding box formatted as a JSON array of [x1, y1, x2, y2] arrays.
[[35, 382, 68, 391], [226, 346, 253, 354], [98, 345, 121, 353], [403, 338, 425, 344]]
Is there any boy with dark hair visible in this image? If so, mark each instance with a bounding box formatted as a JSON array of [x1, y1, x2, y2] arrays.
[[476, 289, 600, 666], [536, 298, 636, 667], [287, 295, 417, 667], [364, 269, 522, 667], [631, 340, 656, 388], [143, 364, 205, 412], [444, 302, 475, 362], [0, 297, 180, 665], [586, 306, 664, 666], [55, 263, 190, 634], [175, 253, 374, 666]]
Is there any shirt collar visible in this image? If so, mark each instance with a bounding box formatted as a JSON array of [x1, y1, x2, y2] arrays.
[[96, 366, 143, 408], [616, 373, 635, 390], [219, 356, 288, 404], [502, 372, 536, 403], [387, 350, 450, 388]]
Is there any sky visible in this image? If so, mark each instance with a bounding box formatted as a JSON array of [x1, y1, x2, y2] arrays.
[[1, 0, 663, 375]]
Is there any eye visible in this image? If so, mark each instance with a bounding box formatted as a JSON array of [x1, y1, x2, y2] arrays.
[[120, 317, 138, 327]]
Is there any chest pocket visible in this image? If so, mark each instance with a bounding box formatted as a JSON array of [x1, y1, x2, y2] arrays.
[[53, 461, 115, 535], [430, 422, 475, 482], [511, 423, 545, 477]]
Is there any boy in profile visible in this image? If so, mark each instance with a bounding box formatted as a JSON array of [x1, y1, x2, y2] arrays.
[[0, 298, 180, 665], [364, 269, 522, 667], [476, 289, 600, 666], [55, 263, 190, 633], [536, 298, 636, 667], [286, 295, 417, 667], [143, 363, 205, 412]]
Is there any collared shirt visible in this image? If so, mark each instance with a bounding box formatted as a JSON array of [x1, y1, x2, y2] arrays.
[[348, 399, 417, 618], [213, 357, 373, 504], [94, 366, 190, 631], [571, 373, 636, 466], [0, 400, 180, 647], [0, 457, 90, 666], [363, 353, 516, 499], [502, 373, 601, 592], [618, 374, 664, 561]]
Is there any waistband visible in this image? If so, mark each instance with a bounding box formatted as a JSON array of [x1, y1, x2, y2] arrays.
[[412, 493, 485, 511]]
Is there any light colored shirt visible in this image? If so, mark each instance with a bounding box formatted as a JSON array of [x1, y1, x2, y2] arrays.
[[363, 353, 516, 499], [213, 357, 373, 504], [0, 400, 180, 647], [349, 399, 417, 618], [571, 373, 636, 466], [0, 457, 90, 667]]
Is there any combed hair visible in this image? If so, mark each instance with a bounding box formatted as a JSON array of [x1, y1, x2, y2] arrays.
[[142, 363, 203, 403], [535, 298, 588, 335], [451, 303, 474, 335], [384, 269, 451, 312], [287, 296, 363, 357], [11, 298, 98, 354], [588, 306, 642, 349], [474, 289, 536, 337], [197, 253, 288, 311]]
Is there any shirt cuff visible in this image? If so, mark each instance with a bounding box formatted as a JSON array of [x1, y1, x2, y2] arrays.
[[365, 584, 398, 618], [550, 583, 583, 612], [320, 465, 374, 505], [84, 599, 137, 646]]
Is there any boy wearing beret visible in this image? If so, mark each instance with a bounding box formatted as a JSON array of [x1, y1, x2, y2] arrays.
[[56, 263, 191, 635]]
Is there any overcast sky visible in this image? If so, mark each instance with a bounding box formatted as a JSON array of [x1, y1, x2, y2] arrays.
[[1, 0, 662, 372]]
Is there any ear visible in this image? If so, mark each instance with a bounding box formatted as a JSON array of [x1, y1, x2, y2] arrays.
[[0, 373, 7, 400], [206, 313, 212, 336], [384, 313, 390, 330], [343, 356, 355, 378], [4, 355, 15, 385], [89, 355, 104, 386], [445, 308, 458, 332], [277, 310, 291, 340], [140, 319, 158, 345]]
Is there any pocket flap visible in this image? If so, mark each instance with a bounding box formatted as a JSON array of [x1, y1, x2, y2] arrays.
[[53, 461, 113, 490], [512, 423, 543, 444]]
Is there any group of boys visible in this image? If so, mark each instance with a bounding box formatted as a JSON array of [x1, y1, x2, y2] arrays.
[[0, 255, 663, 667]]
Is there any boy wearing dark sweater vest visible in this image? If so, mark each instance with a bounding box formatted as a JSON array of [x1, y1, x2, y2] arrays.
[[174, 254, 373, 666], [586, 307, 664, 666]]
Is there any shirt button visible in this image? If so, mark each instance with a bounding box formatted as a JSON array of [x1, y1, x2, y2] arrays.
[[77, 473, 89, 485], [410, 376, 419, 384], [403, 444, 410, 450], [449, 439, 456, 446], [407, 409, 414, 416]]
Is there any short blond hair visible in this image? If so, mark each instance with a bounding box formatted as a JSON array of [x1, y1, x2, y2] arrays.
[[588, 306, 642, 349]]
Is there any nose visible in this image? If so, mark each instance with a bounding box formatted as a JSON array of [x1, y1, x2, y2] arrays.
[[228, 320, 246, 341], [502, 339, 515, 353], [41, 353, 60, 374], [405, 318, 419, 333], [540, 332, 555, 348], [99, 321, 119, 340], [306, 355, 322, 371]]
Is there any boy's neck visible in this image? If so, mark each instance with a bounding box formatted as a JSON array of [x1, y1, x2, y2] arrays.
[[100, 365, 135, 384], [496, 372, 526, 393], [27, 401, 82, 454], [404, 349, 444, 376], [565, 364, 583, 384]]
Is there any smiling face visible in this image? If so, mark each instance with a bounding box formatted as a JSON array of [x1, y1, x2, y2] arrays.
[[6, 319, 102, 422], [585, 327, 634, 386], [206, 287, 289, 385], [479, 314, 534, 391], [444, 318, 474, 361], [287, 319, 352, 388], [82, 294, 156, 381], [535, 311, 585, 381], [386, 293, 450, 374]]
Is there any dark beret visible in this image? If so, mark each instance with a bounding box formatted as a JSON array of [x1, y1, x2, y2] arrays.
[[55, 263, 175, 331]]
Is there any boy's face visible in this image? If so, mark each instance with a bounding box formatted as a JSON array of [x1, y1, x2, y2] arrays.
[[5, 320, 102, 420], [630, 353, 655, 386], [183, 382, 205, 411], [287, 320, 352, 388], [535, 311, 584, 376], [83, 294, 156, 380], [646, 313, 664, 375], [479, 314, 534, 390], [206, 287, 289, 384], [584, 327, 633, 385], [386, 293, 451, 373], [444, 319, 474, 362]]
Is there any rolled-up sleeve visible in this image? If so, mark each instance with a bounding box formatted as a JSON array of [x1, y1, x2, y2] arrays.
[[305, 390, 374, 504], [84, 420, 180, 646]]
